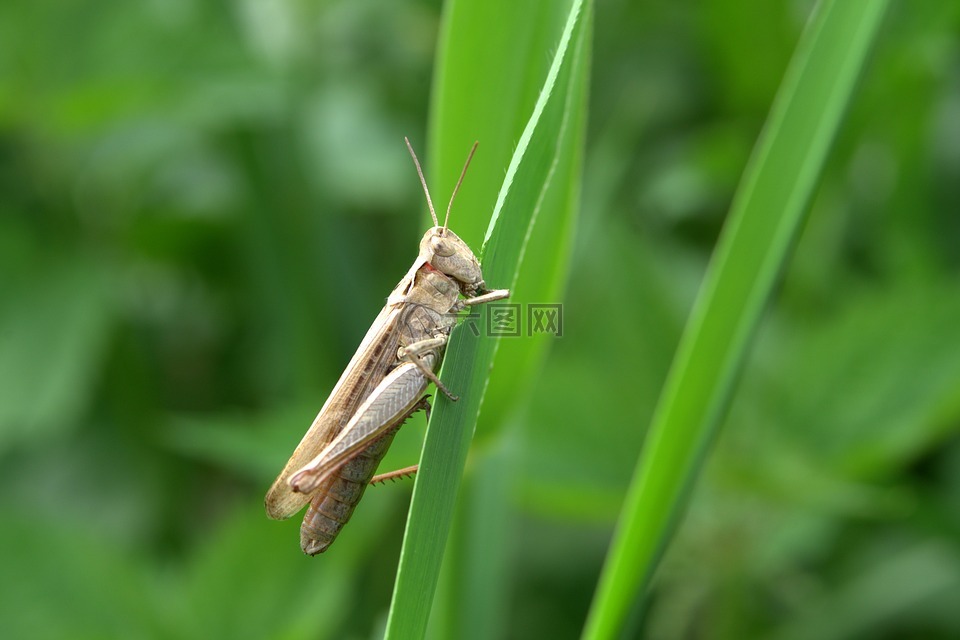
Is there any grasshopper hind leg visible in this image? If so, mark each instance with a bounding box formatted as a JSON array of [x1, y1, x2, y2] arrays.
[[368, 395, 431, 485], [299, 394, 431, 555]]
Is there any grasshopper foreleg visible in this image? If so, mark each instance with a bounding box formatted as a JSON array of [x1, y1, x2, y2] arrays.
[[459, 288, 511, 307]]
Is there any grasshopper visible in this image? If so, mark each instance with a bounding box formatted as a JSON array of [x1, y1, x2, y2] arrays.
[[265, 138, 510, 555]]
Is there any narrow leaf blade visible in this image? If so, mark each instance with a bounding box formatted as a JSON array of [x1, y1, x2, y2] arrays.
[[384, 1, 588, 638], [583, 2, 891, 637]]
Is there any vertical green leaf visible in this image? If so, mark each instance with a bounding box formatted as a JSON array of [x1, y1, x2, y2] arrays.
[[583, 1, 890, 637], [384, 1, 591, 638]]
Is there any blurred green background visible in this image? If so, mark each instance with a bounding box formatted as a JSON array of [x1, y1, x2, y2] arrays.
[[2, 1, 960, 638]]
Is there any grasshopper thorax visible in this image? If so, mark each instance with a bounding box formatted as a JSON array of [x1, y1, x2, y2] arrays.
[[419, 226, 484, 295]]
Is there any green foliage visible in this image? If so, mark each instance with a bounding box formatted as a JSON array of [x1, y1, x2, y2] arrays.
[[585, 2, 891, 636], [2, 0, 960, 639], [386, 2, 590, 638]]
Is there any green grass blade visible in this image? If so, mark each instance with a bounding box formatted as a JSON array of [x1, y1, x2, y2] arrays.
[[424, 0, 590, 443], [384, 1, 589, 638], [582, 1, 890, 637]]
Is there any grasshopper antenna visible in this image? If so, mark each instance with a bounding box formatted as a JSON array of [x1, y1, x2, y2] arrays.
[[405, 137, 438, 227], [443, 141, 479, 234]]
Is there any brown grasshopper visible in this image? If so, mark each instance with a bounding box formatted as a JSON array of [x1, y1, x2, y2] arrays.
[[265, 138, 510, 555]]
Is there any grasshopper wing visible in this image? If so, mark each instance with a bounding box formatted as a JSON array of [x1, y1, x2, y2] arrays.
[[288, 356, 433, 494], [265, 303, 405, 520]]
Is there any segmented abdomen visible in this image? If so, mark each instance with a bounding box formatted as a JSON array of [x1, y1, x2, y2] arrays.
[[299, 428, 398, 555]]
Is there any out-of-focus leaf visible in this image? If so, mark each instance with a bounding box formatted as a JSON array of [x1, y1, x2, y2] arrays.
[[774, 283, 960, 476], [0, 255, 113, 450], [770, 541, 960, 640], [0, 514, 164, 638], [179, 503, 355, 640]]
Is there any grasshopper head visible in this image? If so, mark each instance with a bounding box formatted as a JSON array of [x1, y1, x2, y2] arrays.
[[420, 227, 484, 293]]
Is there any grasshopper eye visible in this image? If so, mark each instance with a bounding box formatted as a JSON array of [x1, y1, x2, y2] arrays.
[[430, 236, 455, 257]]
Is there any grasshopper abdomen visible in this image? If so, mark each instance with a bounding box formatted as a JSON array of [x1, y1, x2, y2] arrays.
[[300, 428, 400, 555]]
